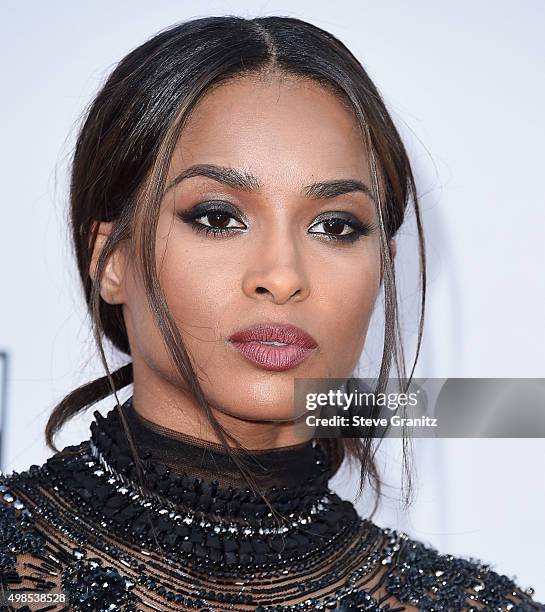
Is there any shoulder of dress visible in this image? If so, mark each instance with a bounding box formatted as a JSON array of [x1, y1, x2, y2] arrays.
[[358, 518, 545, 611], [0, 478, 48, 580], [0, 442, 88, 534], [0, 462, 46, 501], [0, 441, 89, 483]]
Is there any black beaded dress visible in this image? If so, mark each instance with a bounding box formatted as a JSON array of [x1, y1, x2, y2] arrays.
[[0, 396, 543, 611]]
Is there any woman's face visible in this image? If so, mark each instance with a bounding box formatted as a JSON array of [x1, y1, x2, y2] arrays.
[[100, 74, 391, 442]]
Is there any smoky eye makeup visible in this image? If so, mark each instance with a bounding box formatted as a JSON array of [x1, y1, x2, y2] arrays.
[[177, 200, 242, 220], [176, 200, 377, 243], [176, 200, 248, 238], [308, 211, 377, 243]]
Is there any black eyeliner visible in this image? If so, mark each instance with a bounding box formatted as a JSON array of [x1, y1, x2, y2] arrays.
[[177, 200, 244, 222], [177, 201, 375, 243], [309, 211, 377, 243]]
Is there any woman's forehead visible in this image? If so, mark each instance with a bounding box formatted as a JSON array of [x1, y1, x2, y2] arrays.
[[170, 74, 370, 185]]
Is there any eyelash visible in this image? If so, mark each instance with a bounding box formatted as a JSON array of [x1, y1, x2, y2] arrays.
[[178, 203, 374, 243]]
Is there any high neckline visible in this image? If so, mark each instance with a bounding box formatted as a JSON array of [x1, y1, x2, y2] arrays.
[[34, 395, 362, 568], [90, 396, 336, 492], [128, 400, 315, 455]]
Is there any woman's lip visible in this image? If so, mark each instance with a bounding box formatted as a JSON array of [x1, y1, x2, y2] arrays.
[[228, 323, 318, 348], [227, 323, 318, 371], [228, 340, 317, 371]]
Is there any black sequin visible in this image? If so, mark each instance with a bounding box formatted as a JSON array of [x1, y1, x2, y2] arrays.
[[0, 396, 542, 611], [61, 559, 137, 611]]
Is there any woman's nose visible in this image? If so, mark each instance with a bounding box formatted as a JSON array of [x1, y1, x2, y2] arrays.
[[241, 232, 310, 305]]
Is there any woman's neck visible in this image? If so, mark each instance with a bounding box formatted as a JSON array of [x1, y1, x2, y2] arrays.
[[130, 379, 313, 451], [91, 396, 334, 493]]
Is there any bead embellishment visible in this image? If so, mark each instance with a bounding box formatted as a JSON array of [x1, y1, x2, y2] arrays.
[[88, 438, 336, 538], [0, 397, 542, 611]]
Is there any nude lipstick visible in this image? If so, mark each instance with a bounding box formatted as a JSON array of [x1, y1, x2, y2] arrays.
[[228, 323, 318, 371]]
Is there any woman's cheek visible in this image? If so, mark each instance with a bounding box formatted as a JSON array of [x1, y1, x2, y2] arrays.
[[318, 271, 380, 376]]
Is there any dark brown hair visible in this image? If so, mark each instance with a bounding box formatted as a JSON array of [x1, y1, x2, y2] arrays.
[[46, 15, 426, 518]]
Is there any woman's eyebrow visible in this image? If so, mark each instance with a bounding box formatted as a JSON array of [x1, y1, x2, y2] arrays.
[[165, 163, 375, 202], [303, 179, 375, 202], [166, 163, 259, 193]]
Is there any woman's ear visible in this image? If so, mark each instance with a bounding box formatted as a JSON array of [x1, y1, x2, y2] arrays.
[[89, 221, 127, 305], [389, 238, 397, 259]]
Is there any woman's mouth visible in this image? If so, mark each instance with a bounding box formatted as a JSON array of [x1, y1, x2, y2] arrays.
[[227, 323, 318, 371]]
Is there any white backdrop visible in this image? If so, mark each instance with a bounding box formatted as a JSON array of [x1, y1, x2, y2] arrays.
[[1, 0, 544, 599]]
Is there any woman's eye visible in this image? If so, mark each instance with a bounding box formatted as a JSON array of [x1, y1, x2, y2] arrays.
[[195, 211, 245, 231], [179, 204, 373, 243], [178, 204, 247, 238], [308, 215, 373, 243], [309, 219, 354, 237]]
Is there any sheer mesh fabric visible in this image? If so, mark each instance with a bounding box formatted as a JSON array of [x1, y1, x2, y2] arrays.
[[1, 487, 540, 612], [0, 398, 542, 611], [121, 403, 323, 491]]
